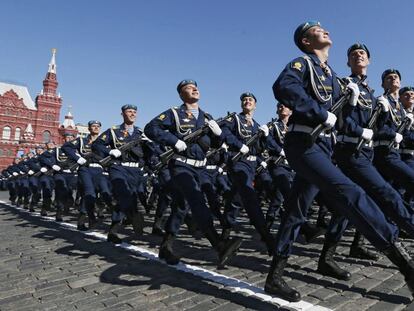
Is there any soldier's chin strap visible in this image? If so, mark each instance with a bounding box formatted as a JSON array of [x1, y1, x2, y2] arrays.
[[303, 55, 332, 104]]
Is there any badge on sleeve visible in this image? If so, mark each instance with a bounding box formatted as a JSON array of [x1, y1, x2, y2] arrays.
[[291, 62, 303, 71], [100, 134, 107, 141], [158, 114, 167, 121]]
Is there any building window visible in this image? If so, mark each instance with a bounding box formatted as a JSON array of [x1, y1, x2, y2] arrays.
[[0, 149, 3, 157], [42, 130, 51, 143], [2, 126, 11, 140], [15, 127, 21, 141]]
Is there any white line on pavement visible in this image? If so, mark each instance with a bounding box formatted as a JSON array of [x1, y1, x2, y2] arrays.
[[1, 200, 332, 311]]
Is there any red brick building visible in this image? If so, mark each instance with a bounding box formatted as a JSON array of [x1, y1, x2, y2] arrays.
[[0, 49, 77, 169]]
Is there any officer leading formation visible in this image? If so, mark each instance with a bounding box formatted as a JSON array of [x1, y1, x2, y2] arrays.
[[3, 20, 414, 303]]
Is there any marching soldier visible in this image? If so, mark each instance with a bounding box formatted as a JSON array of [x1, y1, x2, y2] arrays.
[[267, 21, 414, 301], [220, 92, 275, 254], [333, 44, 414, 260], [37, 141, 58, 216], [27, 146, 44, 212], [144, 79, 242, 266], [93, 105, 146, 243], [62, 120, 112, 230]]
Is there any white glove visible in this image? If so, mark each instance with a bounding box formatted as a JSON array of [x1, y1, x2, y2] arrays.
[[260, 161, 268, 169], [40, 167, 47, 173], [28, 170, 34, 175], [52, 165, 61, 171], [12, 172, 18, 176], [347, 82, 360, 107], [77, 157, 87, 165], [109, 149, 122, 158], [280, 149, 286, 157], [218, 167, 224, 174], [259, 124, 269, 137], [239, 144, 249, 154], [406, 113, 414, 127], [395, 133, 403, 144], [377, 96, 390, 112], [361, 128, 373, 141], [323, 111, 337, 129], [207, 120, 222, 136], [19, 171, 24, 175], [174, 140, 187, 152]]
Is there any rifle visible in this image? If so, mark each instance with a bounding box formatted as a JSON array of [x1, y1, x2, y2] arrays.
[[256, 154, 285, 174], [387, 115, 412, 150], [309, 76, 366, 145], [231, 118, 276, 163], [354, 90, 390, 156], [99, 138, 141, 167], [68, 151, 96, 172], [158, 112, 236, 166]]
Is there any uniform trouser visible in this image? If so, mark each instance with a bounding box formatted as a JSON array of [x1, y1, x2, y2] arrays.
[[54, 173, 76, 210], [155, 168, 173, 219], [275, 133, 398, 257], [17, 177, 30, 203], [29, 176, 41, 205], [164, 162, 215, 234], [7, 180, 17, 201], [200, 169, 223, 222], [398, 153, 414, 203], [109, 165, 143, 222], [268, 165, 294, 220], [374, 147, 414, 202], [40, 175, 54, 203], [223, 160, 267, 232], [335, 145, 414, 237], [78, 166, 112, 219]]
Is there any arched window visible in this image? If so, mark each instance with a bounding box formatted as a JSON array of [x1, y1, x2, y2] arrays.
[[42, 131, 51, 143], [14, 127, 21, 141], [2, 126, 11, 140]]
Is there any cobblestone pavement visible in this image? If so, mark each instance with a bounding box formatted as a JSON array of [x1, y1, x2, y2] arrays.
[[0, 191, 413, 310]]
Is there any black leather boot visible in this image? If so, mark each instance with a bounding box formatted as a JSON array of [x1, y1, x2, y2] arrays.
[[41, 198, 51, 216], [159, 233, 180, 265], [317, 240, 351, 280], [205, 227, 242, 266], [152, 216, 165, 236], [129, 210, 144, 236], [55, 208, 63, 222], [77, 213, 88, 231], [258, 227, 276, 256], [221, 228, 231, 241], [349, 231, 379, 261], [383, 242, 414, 295], [107, 221, 123, 244], [300, 222, 325, 244], [264, 256, 301, 302]]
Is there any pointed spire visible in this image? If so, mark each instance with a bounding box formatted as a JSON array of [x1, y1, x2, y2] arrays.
[[25, 123, 34, 133], [48, 48, 57, 74]]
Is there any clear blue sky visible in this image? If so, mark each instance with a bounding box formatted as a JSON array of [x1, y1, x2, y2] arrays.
[[1, 0, 413, 128]]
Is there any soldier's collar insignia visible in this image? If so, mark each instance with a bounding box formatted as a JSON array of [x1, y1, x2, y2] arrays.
[[320, 75, 326, 81]]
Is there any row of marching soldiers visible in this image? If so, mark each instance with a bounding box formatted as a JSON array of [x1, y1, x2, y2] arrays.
[[4, 21, 414, 303]]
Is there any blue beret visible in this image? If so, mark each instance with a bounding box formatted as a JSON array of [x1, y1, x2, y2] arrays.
[[64, 133, 75, 137], [399, 86, 414, 95], [177, 79, 197, 93], [382, 69, 401, 82], [88, 120, 102, 127], [347, 43, 370, 59], [240, 92, 257, 102], [294, 21, 321, 50], [36, 145, 44, 149], [121, 104, 137, 111]]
